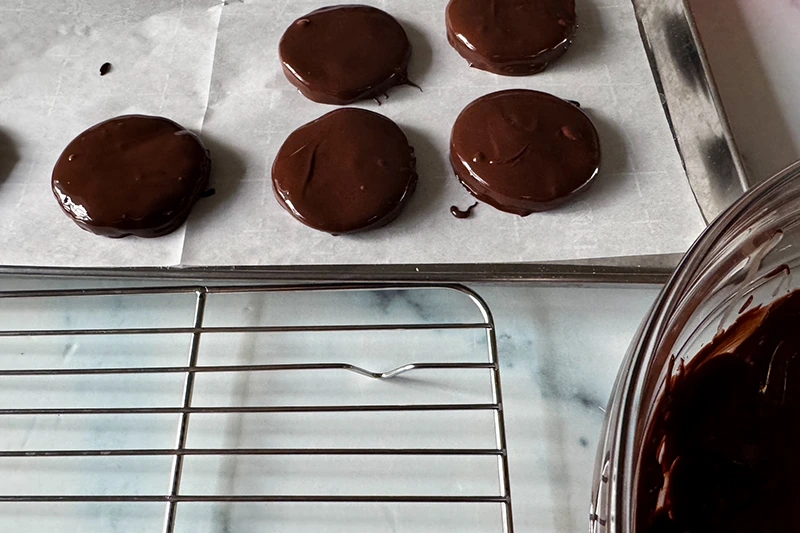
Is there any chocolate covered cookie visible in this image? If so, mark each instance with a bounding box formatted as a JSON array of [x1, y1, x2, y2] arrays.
[[450, 89, 600, 215], [52, 115, 211, 238], [279, 5, 412, 104], [272, 108, 417, 234]]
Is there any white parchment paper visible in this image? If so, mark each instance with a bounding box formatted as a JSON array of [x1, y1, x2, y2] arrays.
[[0, 0, 707, 267], [0, 0, 222, 267]]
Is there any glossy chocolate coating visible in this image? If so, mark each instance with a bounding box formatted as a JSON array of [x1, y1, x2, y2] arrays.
[[449, 89, 600, 216], [638, 288, 800, 533], [279, 5, 412, 105], [272, 108, 417, 235], [52, 115, 211, 238], [446, 0, 576, 75]]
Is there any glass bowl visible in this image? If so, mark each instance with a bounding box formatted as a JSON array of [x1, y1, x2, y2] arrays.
[[590, 160, 800, 532]]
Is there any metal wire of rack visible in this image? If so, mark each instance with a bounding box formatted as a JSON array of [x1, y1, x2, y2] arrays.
[[0, 283, 514, 533]]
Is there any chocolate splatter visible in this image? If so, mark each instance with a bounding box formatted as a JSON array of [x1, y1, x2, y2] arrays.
[[450, 202, 479, 219]]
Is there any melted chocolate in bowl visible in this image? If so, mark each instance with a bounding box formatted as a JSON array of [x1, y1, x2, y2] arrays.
[[272, 108, 417, 235], [446, 0, 577, 75], [637, 288, 800, 532], [279, 5, 412, 105], [51, 115, 211, 238], [450, 89, 600, 215]]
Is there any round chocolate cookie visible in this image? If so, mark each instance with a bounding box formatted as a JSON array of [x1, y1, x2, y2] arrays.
[[279, 5, 412, 105], [450, 89, 600, 215], [272, 108, 417, 234], [446, 0, 576, 75], [52, 115, 211, 238]]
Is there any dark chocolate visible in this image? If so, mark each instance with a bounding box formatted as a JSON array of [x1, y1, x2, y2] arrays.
[[638, 288, 800, 532], [449, 89, 600, 216], [272, 108, 417, 235], [279, 5, 412, 105], [52, 115, 211, 238], [450, 202, 478, 219], [99, 62, 111, 76], [739, 294, 754, 314], [446, 0, 576, 75]]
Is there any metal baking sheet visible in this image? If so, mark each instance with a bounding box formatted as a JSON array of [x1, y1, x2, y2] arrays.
[[630, 0, 750, 221], [0, 0, 741, 280]]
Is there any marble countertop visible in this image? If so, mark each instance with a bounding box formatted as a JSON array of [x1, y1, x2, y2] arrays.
[[0, 277, 660, 532]]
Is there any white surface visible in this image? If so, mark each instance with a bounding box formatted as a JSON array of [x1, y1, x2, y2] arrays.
[[0, 279, 660, 533], [690, 0, 800, 183], [0, 0, 706, 268]]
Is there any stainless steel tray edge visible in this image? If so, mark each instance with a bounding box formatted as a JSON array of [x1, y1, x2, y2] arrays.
[[631, 0, 750, 222], [0, 258, 677, 285]]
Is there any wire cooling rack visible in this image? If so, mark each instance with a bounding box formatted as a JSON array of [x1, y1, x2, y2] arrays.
[[0, 283, 513, 533]]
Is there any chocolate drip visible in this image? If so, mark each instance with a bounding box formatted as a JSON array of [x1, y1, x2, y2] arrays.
[[450, 202, 479, 219]]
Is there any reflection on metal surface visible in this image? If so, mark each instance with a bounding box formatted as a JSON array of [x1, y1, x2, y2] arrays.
[[631, 0, 750, 222], [663, 11, 707, 94]]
